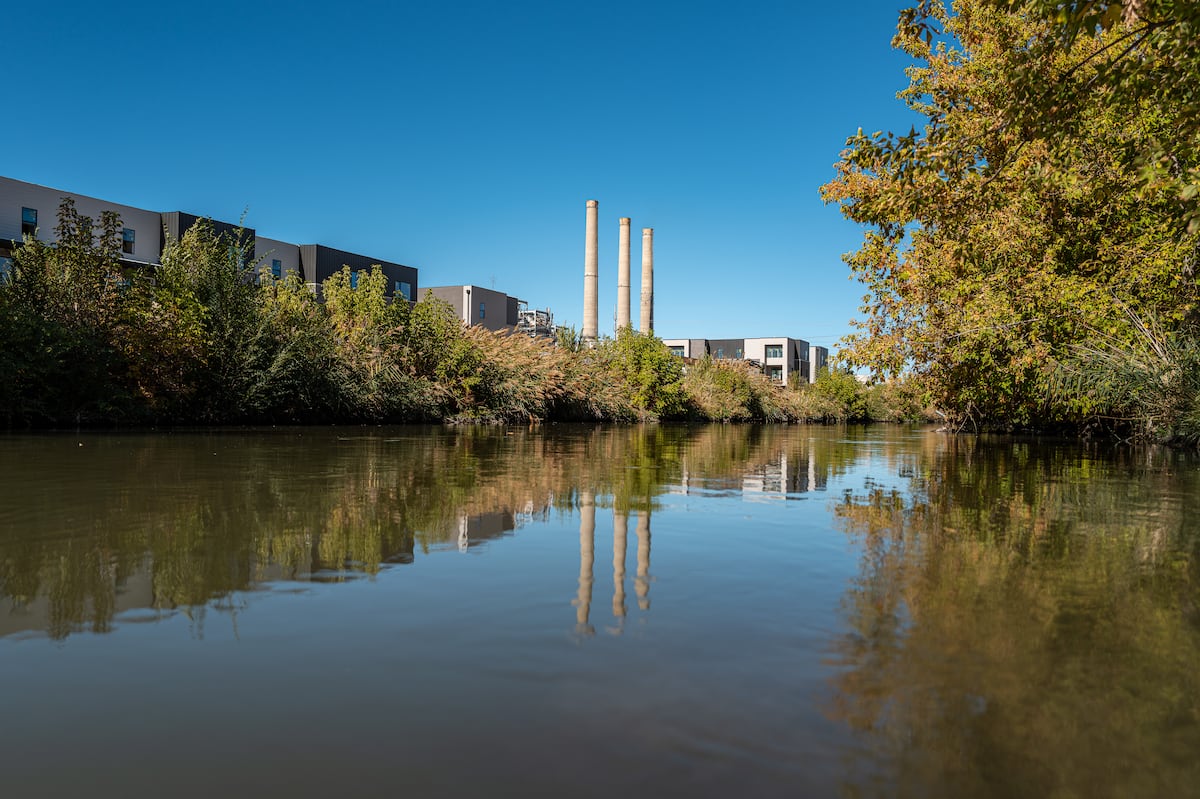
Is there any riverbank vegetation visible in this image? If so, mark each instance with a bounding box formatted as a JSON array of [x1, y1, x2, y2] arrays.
[[0, 204, 919, 427], [822, 0, 1200, 442]]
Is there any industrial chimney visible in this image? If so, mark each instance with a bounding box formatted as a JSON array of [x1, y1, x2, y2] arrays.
[[617, 217, 631, 330], [639, 227, 654, 333], [583, 200, 599, 346]]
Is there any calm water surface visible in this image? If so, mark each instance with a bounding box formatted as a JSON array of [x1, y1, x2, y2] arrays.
[[1, 425, 1197, 798]]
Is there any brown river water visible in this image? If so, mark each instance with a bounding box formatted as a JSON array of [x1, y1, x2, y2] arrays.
[[0, 425, 1197, 798]]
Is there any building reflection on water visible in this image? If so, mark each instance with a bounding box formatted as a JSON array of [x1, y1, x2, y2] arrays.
[[5, 427, 1198, 796], [0, 426, 843, 641], [672, 448, 826, 499]]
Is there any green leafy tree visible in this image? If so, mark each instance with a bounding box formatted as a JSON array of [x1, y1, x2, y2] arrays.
[[9, 196, 126, 333], [248, 272, 346, 420], [555, 324, 583, 352], [865, 375, 934, 423], [822, 0, 1200, 427], [399, 290, 485, 417], [597, 328, 686, 419], [155, 218, 264, 420], [320, 265, 422, 420], [114, 271, 208, 417], [906, 0, 1200, 231], [811, 366, 870, 422], [0, 197, 133, 424]]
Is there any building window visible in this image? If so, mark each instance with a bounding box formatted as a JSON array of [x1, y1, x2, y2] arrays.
[[668, 346, 684, 357], [765, 345, 783, 359], [350, 271, 360, 289], [767, 366, 783, 382], [122, 228, 135, 255], [716, 348, 724, 358], [271, 259, 282, 279], [21, 207, 37, 237], [395, 281, 412, 301], [479, 301, 485, 320], [0, 256, 12, 282], [735, 348, 743, 358]]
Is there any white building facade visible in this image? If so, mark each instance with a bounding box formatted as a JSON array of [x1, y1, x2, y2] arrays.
[[662, 337, 830, 385], [0, 177, 163, 268], [0, 175, 418, 302]]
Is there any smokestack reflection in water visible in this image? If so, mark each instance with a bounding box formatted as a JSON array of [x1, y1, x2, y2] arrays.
[[610, 510, 628, 633], [574, 490, 596, 636], [635, 510, 651, 611]]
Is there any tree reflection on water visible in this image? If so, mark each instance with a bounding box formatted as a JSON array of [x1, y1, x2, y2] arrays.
[[3, 426, 1196, 796], [828, 435, 1200, 799], [0, 424, 845, 641]]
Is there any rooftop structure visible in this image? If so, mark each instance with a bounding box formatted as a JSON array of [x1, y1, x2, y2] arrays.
[[516, 304, 555, 338], [425, 285, 521, 331], [424, 284, 556, 338]]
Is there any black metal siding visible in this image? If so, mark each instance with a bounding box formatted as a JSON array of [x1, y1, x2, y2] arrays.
[[160, 211, 255, 263], [709, 338, 744, 359], [299, 244, 418, 300]]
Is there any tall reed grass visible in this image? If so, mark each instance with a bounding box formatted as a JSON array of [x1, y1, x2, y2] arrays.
[[1055, 311, 1200, 444]]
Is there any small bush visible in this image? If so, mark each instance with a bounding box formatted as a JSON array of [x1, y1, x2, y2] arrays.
[[595, 329, 686, 419], [806, 366, 870, 422], [865, 375, 935, 423], [684, 357, 766, 421]]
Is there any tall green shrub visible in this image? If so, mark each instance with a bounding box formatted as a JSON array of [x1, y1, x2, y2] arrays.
[[155, 219, 263, 420], [247, 272, 346, 421], [810, 367, 870, 422], [597, 329, 685, 419], [0, 198, 132, 424]]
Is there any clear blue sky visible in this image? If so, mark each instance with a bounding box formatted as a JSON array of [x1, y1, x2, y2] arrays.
[[4, 0, 919, 352]]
